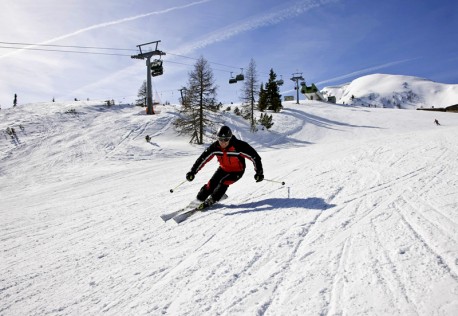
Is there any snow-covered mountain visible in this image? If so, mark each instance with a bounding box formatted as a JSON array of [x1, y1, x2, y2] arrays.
[[321, 73, 458, 109], [1, 96, 458, 315]]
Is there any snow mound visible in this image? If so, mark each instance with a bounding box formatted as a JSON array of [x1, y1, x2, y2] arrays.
[[322, 73, 458, 109]]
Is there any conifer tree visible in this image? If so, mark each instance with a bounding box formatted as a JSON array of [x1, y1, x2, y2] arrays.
[[241, 58, 259, 130], [258, 69, 282, 112], [259, 113, 274, 129], [174, 56, 218, 144], [265, 69, 282, 112], [258, 83, 267, 112], [135, 80, 147, 106]]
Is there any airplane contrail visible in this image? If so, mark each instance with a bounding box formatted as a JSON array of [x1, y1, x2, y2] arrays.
[[0, 0, 212, 59], [44, 0, 213, 44], [174, 0, 338, 55], [65, 0, 339, 95]]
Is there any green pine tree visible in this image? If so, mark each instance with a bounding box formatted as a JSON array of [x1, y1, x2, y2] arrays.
[[258, 69, 282, 113], [259, 113, 274, 129], [265, 69, 282, 112], [258, 83, 267, 111]]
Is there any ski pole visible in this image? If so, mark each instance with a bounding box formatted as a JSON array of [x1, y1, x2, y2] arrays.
[[169, 180, 187, 193], [264, 178, 286, 185]]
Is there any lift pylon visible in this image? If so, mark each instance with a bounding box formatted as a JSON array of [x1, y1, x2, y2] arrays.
[[131, 41, 166, 115]]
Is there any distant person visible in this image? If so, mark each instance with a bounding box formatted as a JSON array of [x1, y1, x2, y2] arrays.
[[186, 125, 264, 209], [13, 94, 17, 107], [434, 119, 440, 126]]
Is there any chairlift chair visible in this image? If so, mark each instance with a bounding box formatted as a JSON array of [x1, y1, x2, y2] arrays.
[[229, 72, 237, 84], [235, 68, 244, 81], [150, 59, 163, 70], [151, 59, 164, 77], [151, 69, 164, 77]]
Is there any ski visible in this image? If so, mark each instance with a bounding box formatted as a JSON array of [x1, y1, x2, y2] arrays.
[[172, 203, 213, 224], [161, 194, 228, 224], [160, 200, 201, 222], [160, 209, 185, 222]]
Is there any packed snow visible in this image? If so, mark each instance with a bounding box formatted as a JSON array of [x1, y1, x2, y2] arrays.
[[1, 86, 458, 315]]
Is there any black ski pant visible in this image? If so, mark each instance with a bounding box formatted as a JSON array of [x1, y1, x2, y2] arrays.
[[197, 167, 244, 202]]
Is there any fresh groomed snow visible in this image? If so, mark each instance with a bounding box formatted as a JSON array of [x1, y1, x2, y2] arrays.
[[1, 99, 458, 315]]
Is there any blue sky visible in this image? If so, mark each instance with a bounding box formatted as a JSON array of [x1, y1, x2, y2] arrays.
[[1, 0, 457, 107]]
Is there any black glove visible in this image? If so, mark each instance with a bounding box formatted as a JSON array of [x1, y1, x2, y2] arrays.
[[254, 173, 264, 182], [186, 171, 195, 182]]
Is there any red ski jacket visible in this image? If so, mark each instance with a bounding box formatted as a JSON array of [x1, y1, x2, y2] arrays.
[[190, 136, 263, 174]]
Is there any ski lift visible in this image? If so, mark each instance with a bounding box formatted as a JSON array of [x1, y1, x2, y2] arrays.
[[300, 81, 306, 87], [229, 72, 237, 84], [150, 59, 163, 77], [276, 75, 284, 86], [235, 68, 244, 81]]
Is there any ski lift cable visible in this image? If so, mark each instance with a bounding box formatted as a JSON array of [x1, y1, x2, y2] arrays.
[[1, 41, 284, 81], [165, 52, 243, 70], [0, 45, 131, 56], [0, 41, 137, 51], [0, 41, 274, 76], [164, 59, 234, 73]]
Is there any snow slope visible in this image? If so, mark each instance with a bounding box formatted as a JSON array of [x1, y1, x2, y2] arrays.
[[1, 99, 458, 315], [321, 74, 458, 109]]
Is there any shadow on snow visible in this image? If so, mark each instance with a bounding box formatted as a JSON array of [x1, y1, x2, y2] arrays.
[[285, 108, 382, 130], [223, 197, 335, 216]]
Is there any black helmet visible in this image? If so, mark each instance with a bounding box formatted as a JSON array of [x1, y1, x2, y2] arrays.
[[217, 125, 232, 139]]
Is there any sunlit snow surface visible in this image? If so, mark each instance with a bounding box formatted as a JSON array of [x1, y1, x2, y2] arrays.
[[1, 97, 458, 315]]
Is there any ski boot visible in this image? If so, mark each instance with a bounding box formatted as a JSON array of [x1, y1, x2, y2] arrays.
[[198, 197, 215, 210]]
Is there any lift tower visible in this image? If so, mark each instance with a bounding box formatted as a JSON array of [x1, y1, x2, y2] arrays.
[[131, 41, 166, 115], [290, 72, 305, 104]]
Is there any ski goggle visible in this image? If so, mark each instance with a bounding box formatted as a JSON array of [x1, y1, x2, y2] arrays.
[[217, 136, 231, 142]]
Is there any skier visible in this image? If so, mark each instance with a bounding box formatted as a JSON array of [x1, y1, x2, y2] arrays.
[[186, 125, 264, 209], [434, 119, 440, 126]]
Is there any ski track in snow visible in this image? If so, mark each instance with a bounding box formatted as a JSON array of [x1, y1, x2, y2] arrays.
[[1, 100, 458, 315]]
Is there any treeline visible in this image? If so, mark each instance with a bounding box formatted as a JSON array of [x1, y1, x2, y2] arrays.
[[136, 57, 282, 144]]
